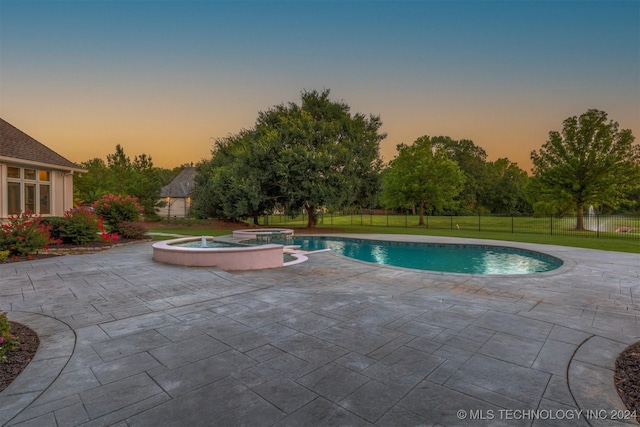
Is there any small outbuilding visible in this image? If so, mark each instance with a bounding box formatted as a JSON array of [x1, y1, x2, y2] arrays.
[[0, 118, 85, 220], [158, 167, 196, 219]]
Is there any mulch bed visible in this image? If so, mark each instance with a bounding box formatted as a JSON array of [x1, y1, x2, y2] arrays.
[[615, 342, 640, 422], [0, 322, 39, 393]]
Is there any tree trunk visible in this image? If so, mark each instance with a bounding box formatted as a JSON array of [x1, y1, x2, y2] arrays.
[[418, 200, 425, 226], [576, 202, 585, 231], [305, 205, 316, 229], [253, 215, 260, 226]]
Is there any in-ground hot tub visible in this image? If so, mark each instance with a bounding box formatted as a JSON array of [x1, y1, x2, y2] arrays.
[[152, 236, 285, 270], [232, 228, 294, 241]]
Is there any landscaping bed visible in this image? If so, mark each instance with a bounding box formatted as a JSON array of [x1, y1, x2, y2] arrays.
[[0, 322, 39, 393], [615, 342, 640, 421]]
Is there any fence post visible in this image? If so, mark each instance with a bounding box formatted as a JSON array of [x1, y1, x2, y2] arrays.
[[386, 211, 388, 227], [331, 212, 333, 226], [597, 214, 600, 239], [511, 215, 514, 234], [478, 214, 481, 231], [405, 212, 407, 227], [550, 215, 553, 236], [451, 216, 453, 230]]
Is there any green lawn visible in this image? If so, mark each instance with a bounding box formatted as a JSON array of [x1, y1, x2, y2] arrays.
[[147, 215, 640, 254], [264, 212, 640, 234]]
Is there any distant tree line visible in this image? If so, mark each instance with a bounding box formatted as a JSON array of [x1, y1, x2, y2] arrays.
[[73, 91, 640, 230], [74, 144, 187, 218], [193, 90, 640, 229]]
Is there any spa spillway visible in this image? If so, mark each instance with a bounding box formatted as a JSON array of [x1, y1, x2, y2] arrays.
[[232, 228, 294, 241], [152, 236, 285, 270]]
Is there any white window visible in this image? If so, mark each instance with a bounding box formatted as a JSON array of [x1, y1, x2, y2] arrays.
[[6, 166, 51, 215]]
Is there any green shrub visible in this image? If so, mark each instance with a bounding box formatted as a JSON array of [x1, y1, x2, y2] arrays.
[[41, 217, 65, 241], [0, 211, 55, 256], [116, 221, 148, 240], [61, 209, 102, 245], [0, 250, 9, 262], [92, 194, 143, 232], [0, 311, 19, 362]]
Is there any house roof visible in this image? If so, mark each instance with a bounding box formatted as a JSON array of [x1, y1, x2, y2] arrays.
[[160, 167, 197, 198], [0, 118, 82, 170]]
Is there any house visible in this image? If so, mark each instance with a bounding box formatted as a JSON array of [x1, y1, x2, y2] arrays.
[[0, 118, 85, 219], [158, 167, 196, 219]]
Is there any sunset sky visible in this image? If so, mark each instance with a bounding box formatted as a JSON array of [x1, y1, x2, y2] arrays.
[[1, 0, 638, 173]]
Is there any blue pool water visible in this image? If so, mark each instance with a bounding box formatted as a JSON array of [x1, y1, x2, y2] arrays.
[[254, 236, 562, 274]]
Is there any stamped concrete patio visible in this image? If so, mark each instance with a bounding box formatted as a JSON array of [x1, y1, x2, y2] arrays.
[[0, 234, 638, 426]]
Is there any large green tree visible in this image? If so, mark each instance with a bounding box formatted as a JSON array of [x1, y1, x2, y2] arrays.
[[531, 109, 640, 230], [381, 136, 465, 225], [260, 89, 385, 227], [524, 177, 575, 217], [74, 145, 172, 218], [74, 158, 111, 204], [484, 158, 531, 214], [194, 89, 385, 228], [431, 136, 489, 213], [193, 130, 275, 224]]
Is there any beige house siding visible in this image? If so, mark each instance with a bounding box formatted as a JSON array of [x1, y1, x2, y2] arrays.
[[0, 159, 77, 219], [158, 167, 196, 219], [1, 118, 85, 220], [0, 164, 4, 218], [157, 197, 192, 219], [50, 170, 75, 217]]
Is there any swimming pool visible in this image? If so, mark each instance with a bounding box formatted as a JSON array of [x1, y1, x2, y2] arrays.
[[248, 236, 563, 274]]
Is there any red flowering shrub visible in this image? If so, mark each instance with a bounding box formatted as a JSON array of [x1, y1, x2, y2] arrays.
[[40, 217, 65, 242], [0, 211, 58, 257], [92, 194, 143, 232], [100, 231, 119, 243]]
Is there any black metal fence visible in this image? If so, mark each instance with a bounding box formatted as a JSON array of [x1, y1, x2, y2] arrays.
[[263, 211, 640, 241]]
